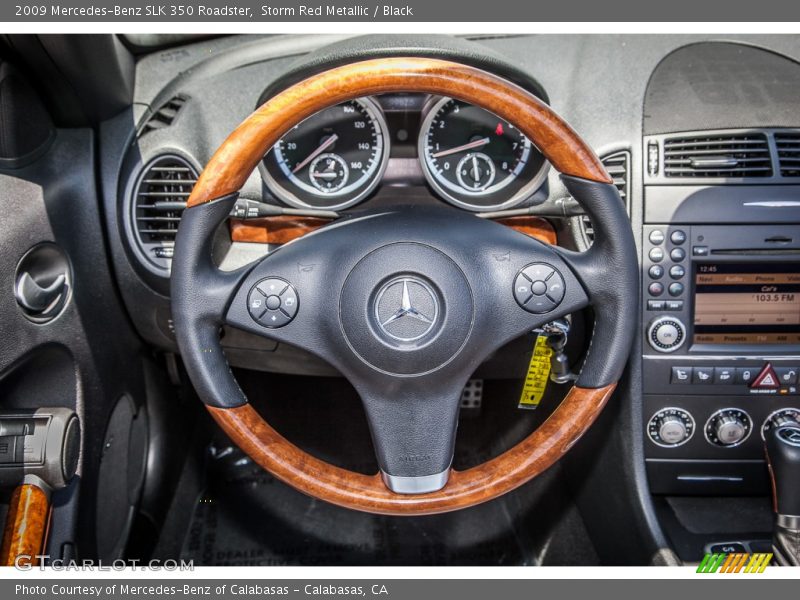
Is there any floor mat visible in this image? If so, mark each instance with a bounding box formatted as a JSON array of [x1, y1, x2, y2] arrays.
[[179, 373, 599, 566]]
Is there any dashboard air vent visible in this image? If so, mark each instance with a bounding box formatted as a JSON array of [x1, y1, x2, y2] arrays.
[[140, 95, 187, 136], [663, 133, 771, 178], [581, 151, 630, 244], [774, 132, 800, 177], [131, 155, 197, 273]]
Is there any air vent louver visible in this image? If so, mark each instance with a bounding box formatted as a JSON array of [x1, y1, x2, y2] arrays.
[[774, 132, 800, 177], [581, 151, 630, 244], [131, 155, 197, 273], [140, 95, 187, 136], [663, 133, 771, 178]]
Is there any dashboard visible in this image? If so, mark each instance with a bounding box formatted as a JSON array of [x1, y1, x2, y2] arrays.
[[7, 32, 800, 566]]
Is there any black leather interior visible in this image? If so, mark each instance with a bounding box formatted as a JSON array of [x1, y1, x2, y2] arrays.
[[559, 176, 639, 388], [170, 193, 250, 409]]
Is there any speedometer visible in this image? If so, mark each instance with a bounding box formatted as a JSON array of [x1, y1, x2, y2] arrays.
[[419, 97, 548, 211], [262, 97, 389, 210]]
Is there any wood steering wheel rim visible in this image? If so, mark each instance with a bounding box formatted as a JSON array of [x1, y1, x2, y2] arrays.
[[188, 57, 618, 516]]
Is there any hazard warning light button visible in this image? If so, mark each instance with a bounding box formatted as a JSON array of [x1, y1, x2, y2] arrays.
[[751, 363, 781, 389]]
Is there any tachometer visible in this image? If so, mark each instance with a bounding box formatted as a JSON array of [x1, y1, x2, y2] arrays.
[[419, 97, 548, 210], [262, 97, 389, 210]]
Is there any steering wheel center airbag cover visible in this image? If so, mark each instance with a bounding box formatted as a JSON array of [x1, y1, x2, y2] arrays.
[[340, 242, 473, 376]]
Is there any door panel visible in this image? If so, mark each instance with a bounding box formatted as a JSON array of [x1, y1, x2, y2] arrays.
[[0, 123, 149, 560]]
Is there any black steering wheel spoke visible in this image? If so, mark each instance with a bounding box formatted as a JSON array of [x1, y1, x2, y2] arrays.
[[443, 215, 592, 355], [223, 217, 357, 371], [171, 195, 258, 408], [352, 371, 470, 494]]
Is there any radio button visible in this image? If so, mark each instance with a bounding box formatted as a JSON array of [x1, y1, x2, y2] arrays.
[[649, 230, 665, 245], [668, 282, 684, 297], [705, 409, 752, 447], [649, 247, 665, 262], [649, 265, 664, 279], [648, 317, 686, 352], [736, 367, 757, 385], [693, 366, 715, 384], [521, 263, 555, 282], [670, 248, 686, 262], [752, 363, 781, 389], [647, 408, 695, 447], [670, 230, 687, 245], [775, 367, 798, 385], [527, 296, 558, 314], [659, 417, 689, 445], [692, 245, 709, 256], [671, 366, 692, 383], [648, 282, 664, 296], [248, 278, 299, 328], [709, 543, 747, 554], [665, 300, 684, 311], [669, 265, 685, 279], [647, 300, 666, 311], [531, 280, 547, 296], [656, 323, 679, 345], [714, 367, 735, 384], [545, 274, 565, 303]]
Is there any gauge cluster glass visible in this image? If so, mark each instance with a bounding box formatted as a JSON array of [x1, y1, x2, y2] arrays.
[[262, 97, 390, 210], [260, 94, 549, 212], [418, 97, 548, 210]]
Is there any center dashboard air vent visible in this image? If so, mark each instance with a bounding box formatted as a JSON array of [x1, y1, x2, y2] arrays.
[[662, 133, 772, 178], [581, 150, 630, 245], [774, 132, 800, 177], [641, 129, 800, 184], [129, 155, 197, 274]]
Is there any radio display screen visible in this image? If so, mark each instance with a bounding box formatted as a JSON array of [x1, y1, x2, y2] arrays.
[[693, 262, 800, 345]]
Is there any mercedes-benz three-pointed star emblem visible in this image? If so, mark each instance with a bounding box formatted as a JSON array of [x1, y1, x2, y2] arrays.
[[374, 277, 439, 342]]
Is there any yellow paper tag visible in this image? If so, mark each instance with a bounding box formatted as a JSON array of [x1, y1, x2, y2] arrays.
[[518, 335, 552, 410]]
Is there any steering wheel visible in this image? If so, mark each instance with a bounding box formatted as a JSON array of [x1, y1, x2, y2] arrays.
[[171, 57, 637, 515]]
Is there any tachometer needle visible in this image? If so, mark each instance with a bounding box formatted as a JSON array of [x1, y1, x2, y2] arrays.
[[291, 134, 339, 174], [431, 137, 490, 159], [471, 155, 480, 182]]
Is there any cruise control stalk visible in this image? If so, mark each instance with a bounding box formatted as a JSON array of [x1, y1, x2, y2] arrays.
[[231, 197, 340, 220]]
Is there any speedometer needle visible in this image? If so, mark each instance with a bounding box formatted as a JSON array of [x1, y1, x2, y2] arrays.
[[431, 137, 490, 159], [291, 134, 339, 174]]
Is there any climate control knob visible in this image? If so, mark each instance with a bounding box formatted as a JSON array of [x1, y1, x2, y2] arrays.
[[647, 316, 686, 353], [705, 409, 752, 447], [647, 408, 695, 447], [762, 408, 800, 440]]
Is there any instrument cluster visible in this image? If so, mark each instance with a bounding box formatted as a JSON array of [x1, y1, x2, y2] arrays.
[[258, 94, 549, 212]]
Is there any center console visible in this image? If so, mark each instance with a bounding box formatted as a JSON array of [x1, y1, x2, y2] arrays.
[[641, 149, 800, 495], [630, 39, 800, 563], [642, 218, 800, 495]]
